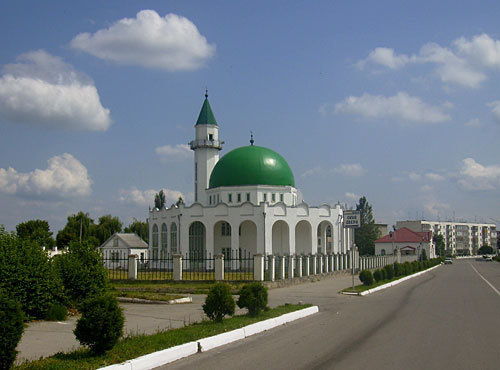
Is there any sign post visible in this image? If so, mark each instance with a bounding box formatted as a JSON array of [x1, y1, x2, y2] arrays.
[[343, 210, 361, 291]]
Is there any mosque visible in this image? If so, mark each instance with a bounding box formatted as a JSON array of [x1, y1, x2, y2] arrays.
[[148, 93, 354, 260]]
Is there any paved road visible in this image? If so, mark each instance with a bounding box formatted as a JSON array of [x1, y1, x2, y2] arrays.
[[163, 260, 500, 370]]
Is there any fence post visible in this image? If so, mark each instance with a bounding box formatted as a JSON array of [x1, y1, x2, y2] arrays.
[[268, 255, 276, 281], [278, 256, 286, 280], [254, 254, 265, 281], [310, 254, 316, 275], [324, 254, 329, 272], [173, 254, 182, 281], [287, 255, 295, 278], [304, 255, 310, 276], [215, 254, 224, 281], [296, 255, 303, 277], [128, 254, 137, 280]]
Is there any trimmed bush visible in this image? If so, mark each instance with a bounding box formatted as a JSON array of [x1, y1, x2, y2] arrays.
[[393, 263, 401, 277], [373, 269, 382, 283], [203, 283, 235, 322], [359, 270, 374, 286], [384, 264, 394, 279], [45, 304, 68, 321], [0, 291, 24, 370], [403, 262, 412, 275], [380, 268, 387, 280], [74, 294, 124, 355], [53, 241, 109, 304], [237, 282, 268, 316]]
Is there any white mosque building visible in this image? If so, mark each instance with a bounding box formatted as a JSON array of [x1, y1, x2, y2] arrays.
[[148, 93, 354, 260]]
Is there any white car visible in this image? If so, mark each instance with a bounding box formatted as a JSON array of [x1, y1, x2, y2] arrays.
[[444, 258, 453, 264]]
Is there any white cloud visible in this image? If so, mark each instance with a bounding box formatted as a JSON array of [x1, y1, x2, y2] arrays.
[[334, 163, 365, 176], [0, 153, 91, 197], [119, 187, 184, 207], [301, 165, 324, 177], [358, 47, 412, 69], [420, 185, 433, 193], [424, 200, 450, 217], [458, 158, 500, 190], [487, 100, 500, 123], [425, 173, 445, 181], [0, 50, 111, 131], [465, 118, 481, 127], [345, 192, 360, 201], [71, 10, 215, 71], [334, 92, 450, 123], [454, 34, 500, 69], [408, 172, 421, 181], [155, 144, 192, 163]]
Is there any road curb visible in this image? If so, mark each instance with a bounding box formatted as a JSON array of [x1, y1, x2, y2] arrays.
[[99, 306, 319, 370], [117, 297, 192, 305], [359, 264, 441, 296]]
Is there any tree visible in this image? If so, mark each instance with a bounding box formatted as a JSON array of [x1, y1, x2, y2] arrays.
[[478, 244, 493, 255], [93, 215, 122, 245], [354, 196, 380, 256], [56, 212, 97, 249], [176, 196, 184, 207], [433, 234, 445, 257], [16, 219, 55, 250], [154, 190, 166, 209], [124, 219, 149, 243]]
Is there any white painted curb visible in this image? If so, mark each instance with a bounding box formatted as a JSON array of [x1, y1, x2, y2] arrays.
[[99, 306, 318, 369], [360, 264, 441, 296]]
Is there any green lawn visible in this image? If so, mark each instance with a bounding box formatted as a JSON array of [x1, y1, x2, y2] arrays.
[[111, 280, 248, 294], [112, 290, 185, 302], [16, 304, 311, 370]]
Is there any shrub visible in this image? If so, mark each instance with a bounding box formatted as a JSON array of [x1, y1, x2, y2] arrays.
[[380, 268, 387, 280], [359, 270, 374, 286], [393, 263, 401, 277], [203, 283, 235, 322], [45, 304, 68, 321], [0, 291, 24, 369], [53, 241, 109, 304], [74, 294, 124, 355], [384, 264, 394, 279], [237, 282, 268, 316], [403, 262, 412, 275], [373, 269, 382, 283], [0, 227, 64, 320], [421, 249, 428, 261]]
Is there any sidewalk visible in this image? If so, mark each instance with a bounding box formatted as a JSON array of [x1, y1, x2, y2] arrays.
[[16, 274, 354, 364]]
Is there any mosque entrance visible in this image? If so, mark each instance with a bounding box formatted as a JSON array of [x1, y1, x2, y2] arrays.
[[272, 220, 290, 255], [188, 221, 206, 268]]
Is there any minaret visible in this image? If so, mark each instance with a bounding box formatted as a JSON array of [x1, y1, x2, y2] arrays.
[[189, 91, 223, 205]]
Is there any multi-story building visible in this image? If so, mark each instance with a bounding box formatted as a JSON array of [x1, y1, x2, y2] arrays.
[[396, 220, 497, 256]]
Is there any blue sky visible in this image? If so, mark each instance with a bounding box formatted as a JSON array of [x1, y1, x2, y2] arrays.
[[1, 0, 499, 233]]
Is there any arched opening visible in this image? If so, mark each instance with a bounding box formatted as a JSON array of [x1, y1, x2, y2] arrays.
[[161, 223, 167, 258], [317, 221, 334, 254], [152, 224, 159, 260], [295, 220, 312, 254], [381, 249, 386, 256], [214, 221, 232, 257], [170, 223, 177, 253], [189, 221, 206, 259], [272, 220, 290, 255], [239, 220, 257, 256]]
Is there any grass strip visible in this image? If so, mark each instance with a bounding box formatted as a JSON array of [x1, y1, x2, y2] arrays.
[[16, 303, 311, 370], [112, 291, 185, 302], [111, 281, 248, 294]]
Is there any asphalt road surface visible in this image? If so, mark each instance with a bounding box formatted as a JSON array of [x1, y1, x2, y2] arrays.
[[162, 259, 500, 370]]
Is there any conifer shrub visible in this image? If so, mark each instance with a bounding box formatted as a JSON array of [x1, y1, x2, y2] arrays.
[[403, 262, 412, 275], [393, 262, 401, 277], [380, 268, 387, 280], [203, 283, 235, 322], [74, 294, 124, 355], [359, 270, 374, 286], [237, 282, 268, 316], [45, 304, 68, 321], [0, 291, 24, 370], [373, 269, 383, 283], [384, 264, 394, 279]]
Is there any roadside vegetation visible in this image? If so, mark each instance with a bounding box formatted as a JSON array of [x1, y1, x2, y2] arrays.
[[343, 258, 442, 293]]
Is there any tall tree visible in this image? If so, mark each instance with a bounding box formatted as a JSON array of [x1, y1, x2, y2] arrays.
[[154, 190, 166, 209], [433, 234, 445, 257], [124, 219, 148, 243], [93, 215, 123, 245], [354, 196, 380, 256], [16, 219, 55, 250], [56, 212, 98, 249]]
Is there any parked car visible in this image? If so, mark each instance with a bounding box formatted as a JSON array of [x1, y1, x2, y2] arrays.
[[483, 255, 493, 261], [444, 258, 453, 264]]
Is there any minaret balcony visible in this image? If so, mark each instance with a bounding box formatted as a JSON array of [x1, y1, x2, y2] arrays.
[[189, 139, 223, 150]]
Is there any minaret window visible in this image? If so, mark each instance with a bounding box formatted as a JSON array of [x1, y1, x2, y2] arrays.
[[228, 194, 232, 203], [264, 193, 267, 202], [272, 193, 276, 202], [237, 193, 241, 202], [280, 194, 284, 202], [246, 193, 250, 202], [209, 134, 214, 141]]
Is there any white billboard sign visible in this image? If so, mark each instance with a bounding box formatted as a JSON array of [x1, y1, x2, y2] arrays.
[[343, 210, 361, 228]]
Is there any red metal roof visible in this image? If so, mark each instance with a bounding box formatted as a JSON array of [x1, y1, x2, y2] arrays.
[[375, 227, 431, 243]]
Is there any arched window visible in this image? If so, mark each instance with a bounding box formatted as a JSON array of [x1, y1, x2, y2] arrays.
[[189, 221, 206, 259], [170, 223, 178, 253], [381, 249, 386, 256], [161, 223, 167, 250], [152, 224, 159, 249]]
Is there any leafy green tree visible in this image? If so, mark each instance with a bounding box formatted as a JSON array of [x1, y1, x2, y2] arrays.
[[433, 234, 445, 257], [124, 219, 148, 243], [176, 196, 184, 207], [154, 190, 166, 209], [354, 196, 380, 255], [478, 244, 493, 255], [16, 219, 55, 250], [56, 212, 97, 249], [93, 215, 122, 245]]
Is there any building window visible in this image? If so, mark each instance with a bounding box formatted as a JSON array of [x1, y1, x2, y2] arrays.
[[228, 193, 232, 203], [272, 193, 276, 202], [246, 193, 250, 202], [170, 223, 177, 253], [217, 194, 220, 203], [113, 238, 118, 248], [280, 194, 284, 202], [161, 223, 167, 250], [263, 193, 267, 202], [111, 251, 119, 262], [221, 222, 231, 236], [209, 134, 214, 141], [152, 224, 159, 248], [237, 193, 241, 202]]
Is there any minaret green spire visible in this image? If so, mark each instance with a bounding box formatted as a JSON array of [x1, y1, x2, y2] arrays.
[[195, 90, 218, 126]]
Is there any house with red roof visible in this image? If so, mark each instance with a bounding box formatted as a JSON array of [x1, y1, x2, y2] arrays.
[[375, 227, 435, 259]]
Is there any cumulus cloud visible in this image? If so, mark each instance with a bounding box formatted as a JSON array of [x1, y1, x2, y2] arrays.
[[408, 172, 421, 181], [465, 118, 481, 127], [425, 173, 445, 181], [345, 192, 360, 201], [487, 100, 500, 123], [334, 163, 365, 176], [0, 153, 91, 197], [424, 200, 450, 217], [334, 92, 450, 123], [0, 50, 111, 130], [458, 158, 500, 190], [71, 10, 215, 71], [155, 144, 192, 163], [119, 187, 184, 207], [359, 33, 500, 88], [301, 165, 324, 177]]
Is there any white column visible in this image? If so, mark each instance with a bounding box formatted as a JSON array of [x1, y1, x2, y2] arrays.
[[287, 255, 295, 279], [128, 254, 137, 280], [278, 256, 286, 280], [296, 255, 303, 277], [310, 254, 317, 275], [253, 254, 265, 281], [173, 254, 182, 281], [304, 255, 310, 276], [215, 254, 224, 281], [268, 255, 275, 282]]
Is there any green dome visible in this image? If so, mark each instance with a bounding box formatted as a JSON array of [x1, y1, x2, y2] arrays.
[[209, 145, 295, 188]]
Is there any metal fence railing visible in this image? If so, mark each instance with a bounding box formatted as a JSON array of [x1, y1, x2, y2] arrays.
[[182, 251, 215, 280], [102, 250, 129, 280], [224, 249, 254, 281]]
